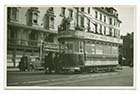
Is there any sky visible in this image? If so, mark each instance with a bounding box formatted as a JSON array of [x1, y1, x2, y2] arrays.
[[114, 6, 135, 35]]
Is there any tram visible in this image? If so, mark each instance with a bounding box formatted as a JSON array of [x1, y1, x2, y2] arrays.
[[57, 31, 123, 73]]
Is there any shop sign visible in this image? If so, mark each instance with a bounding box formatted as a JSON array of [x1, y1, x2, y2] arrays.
[[43, 43, 59, 49]]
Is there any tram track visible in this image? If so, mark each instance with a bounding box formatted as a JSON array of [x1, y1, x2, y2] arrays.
[[8, 72, 118, 86]]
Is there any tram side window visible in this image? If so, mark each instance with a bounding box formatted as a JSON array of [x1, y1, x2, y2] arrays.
[[85, 44, 93, 54], [112, 46, 118, 55], [95, 44, 103, 54], [85, 41, 95, 54], [103, 45, 112, 55]]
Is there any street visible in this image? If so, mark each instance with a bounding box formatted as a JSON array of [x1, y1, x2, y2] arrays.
[[7, 66, 133, 86]]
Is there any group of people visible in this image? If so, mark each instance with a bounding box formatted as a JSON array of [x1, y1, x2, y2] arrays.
[[18, 55, 41, 72], [44, 52, 63, 74]]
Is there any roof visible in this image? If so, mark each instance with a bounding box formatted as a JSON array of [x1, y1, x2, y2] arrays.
[[93, 7, 122, 23]]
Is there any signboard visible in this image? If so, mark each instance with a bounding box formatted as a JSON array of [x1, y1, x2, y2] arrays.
[[43, 43, 59, 49], [75, 31, 123, 44], [43, 43, 59, 52], [43, 49, 59, 52], [85, 60, 118, 66]]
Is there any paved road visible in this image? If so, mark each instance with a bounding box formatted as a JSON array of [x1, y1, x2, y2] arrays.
[[7, 66, 133, 86]]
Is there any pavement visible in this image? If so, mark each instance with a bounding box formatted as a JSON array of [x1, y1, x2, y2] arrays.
[[7, 67, 20, 72], [7, 67, 45, 74]]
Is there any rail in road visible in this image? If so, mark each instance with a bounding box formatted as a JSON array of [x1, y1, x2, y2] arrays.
[[7, 72, 119, 86]]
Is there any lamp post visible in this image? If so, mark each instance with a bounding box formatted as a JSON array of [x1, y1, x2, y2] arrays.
[[40, 33, 44, 65]]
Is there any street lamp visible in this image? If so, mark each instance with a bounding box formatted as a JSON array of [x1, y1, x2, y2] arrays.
[[40, 33, 44, 65]]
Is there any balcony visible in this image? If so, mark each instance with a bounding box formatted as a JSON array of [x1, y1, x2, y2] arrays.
[[7, 38, 40, 47], [7, 38, 62, 52]]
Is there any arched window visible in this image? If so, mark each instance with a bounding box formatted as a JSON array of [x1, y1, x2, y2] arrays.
[[109, 18, 112, 25], [95, 11, 98, 19], [69, 9, 73, 19], [32, 13, 38, 24], [60, 7, 66, 17], [26, 7, 40, 26], [50, 17, 54, 28]]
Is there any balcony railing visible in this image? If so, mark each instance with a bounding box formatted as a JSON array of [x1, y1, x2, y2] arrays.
[[7, 39, 40, 47], [7, 39, 62, 50]]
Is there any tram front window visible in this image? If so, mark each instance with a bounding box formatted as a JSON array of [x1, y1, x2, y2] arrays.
[[66, 43, 73, 53]]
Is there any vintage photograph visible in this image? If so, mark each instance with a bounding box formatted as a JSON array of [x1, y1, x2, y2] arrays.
[[6, 6, 134, 88]]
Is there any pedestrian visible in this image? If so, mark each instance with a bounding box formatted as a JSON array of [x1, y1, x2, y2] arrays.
[[48, 52, 53, 73], [19, 55, 26, 71], [27, 56, 32, 71], [54, 53, 59, 73], [33, 57, 40, 71], [45, 53, 49, 73], [18, 60, 22, 71]]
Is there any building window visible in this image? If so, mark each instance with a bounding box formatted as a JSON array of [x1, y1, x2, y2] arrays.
[[112, 29, 114, 37], [88, 7, 90, 13], [95, 24, 98, 33], [32, 13, 38, 24], [104, 15, 106, 22], [87, 8, 90, 32], [47, 7, 54, 14], [69, 9, 73, 19], [100, 25, 102, 34], [109, 18, 112, 25], [12, 8, 18, 20], [75, 7, 79, 28], [81, 7, 84, 12], [9, 29, 17, 39], [80, 8, 84, 28], [118, 30, 120, 37], [109, 28, 112, 36], [118, 23, 120, 27], [104, 26, 106, 35], [95, 11, 98, 19], [80, 16, 84, 28], [60, 7, 66, 16], [29, 31, 37, 46], [50, 17, 54, 28], [9, 7, 19, 21], [114, 19, 116, 26], [114, 29, 117, 37], [100, 13, 102, 21]]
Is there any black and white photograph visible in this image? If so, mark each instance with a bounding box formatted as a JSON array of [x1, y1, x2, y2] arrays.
[[6, 6, 135, 89]]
